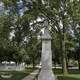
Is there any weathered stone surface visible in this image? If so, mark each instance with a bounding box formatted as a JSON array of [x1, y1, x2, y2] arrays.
[[38, 27, 55, 80], [41, 28, 51, 40], [38, 69, 55, 80]]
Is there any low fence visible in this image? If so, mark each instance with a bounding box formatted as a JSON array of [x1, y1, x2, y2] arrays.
[[0, 63, 25, 71]]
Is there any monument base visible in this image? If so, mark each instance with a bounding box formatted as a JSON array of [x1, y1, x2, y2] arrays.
[[38, 69, 56, 80]]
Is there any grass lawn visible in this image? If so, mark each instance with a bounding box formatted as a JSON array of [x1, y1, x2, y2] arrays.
[[57, 75, 80, 80], [1, 68, 80, 80], [34, 68, 80, 80], [53, 69, 80, 80], [0, 68, 35, 80], [0, 71, 27, 80]]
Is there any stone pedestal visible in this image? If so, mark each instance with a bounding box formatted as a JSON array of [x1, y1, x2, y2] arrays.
[[38, 27, 55, 80]]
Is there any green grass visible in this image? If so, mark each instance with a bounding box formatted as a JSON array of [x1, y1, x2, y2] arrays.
[[57, 75, 80, 80], [53, 69, 80, 80], [0, 71, 27, 80], [0, 68, 35, 80], [1, 68, 80, 80], [34, 69, 80, 80]]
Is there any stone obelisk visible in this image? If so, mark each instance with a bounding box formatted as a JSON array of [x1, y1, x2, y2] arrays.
[[38, 20, 55, 80]]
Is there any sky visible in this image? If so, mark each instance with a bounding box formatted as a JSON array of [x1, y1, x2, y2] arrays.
[[0, 1, 4, 15], [17, 0, 25, 16], [0, 0, 44, 40], [0, 0, 25, 39], [0, 0, 25, 16]]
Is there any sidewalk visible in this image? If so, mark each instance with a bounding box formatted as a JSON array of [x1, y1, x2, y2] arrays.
[[22, 70, 39, 80]]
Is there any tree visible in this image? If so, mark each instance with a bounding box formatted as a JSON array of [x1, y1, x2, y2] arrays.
[[1, 0, 80, 74], [0, 14, 12, 62], [68, 0, 80, 70]]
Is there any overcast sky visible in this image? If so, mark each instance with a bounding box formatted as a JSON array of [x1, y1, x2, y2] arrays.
[[0, 1, 4, 15], [0, 0, 25, 16]]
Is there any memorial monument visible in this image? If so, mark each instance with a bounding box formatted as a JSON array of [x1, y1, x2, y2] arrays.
[[38, 20, 55, 80]]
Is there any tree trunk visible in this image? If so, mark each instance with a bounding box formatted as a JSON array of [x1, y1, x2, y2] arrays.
[[78, 59, 80, 70], [62, 25, 68, 75], [32, 57, 35, 69], [62, 53, 68, 75], [59, 33, 64, 73]]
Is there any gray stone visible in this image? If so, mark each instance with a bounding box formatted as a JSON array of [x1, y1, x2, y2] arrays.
[[38, 25, 55, 80]]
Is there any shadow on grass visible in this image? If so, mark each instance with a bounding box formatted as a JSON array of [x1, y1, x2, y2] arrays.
[[57, 76, 80, 80], [53, 68, 80, 74], [53, 69, 63, 74], [68, 69, 80, 74], [0, 71, 28, 80]]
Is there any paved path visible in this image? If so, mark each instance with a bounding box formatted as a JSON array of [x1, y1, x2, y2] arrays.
[[22, 70, 39, 80]]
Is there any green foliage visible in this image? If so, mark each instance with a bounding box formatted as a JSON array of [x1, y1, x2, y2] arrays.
[[3, 0, 18, 7], [26, 36, 41, 67], [0, 0, 80, 70], [68, 0, 80, 22]]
